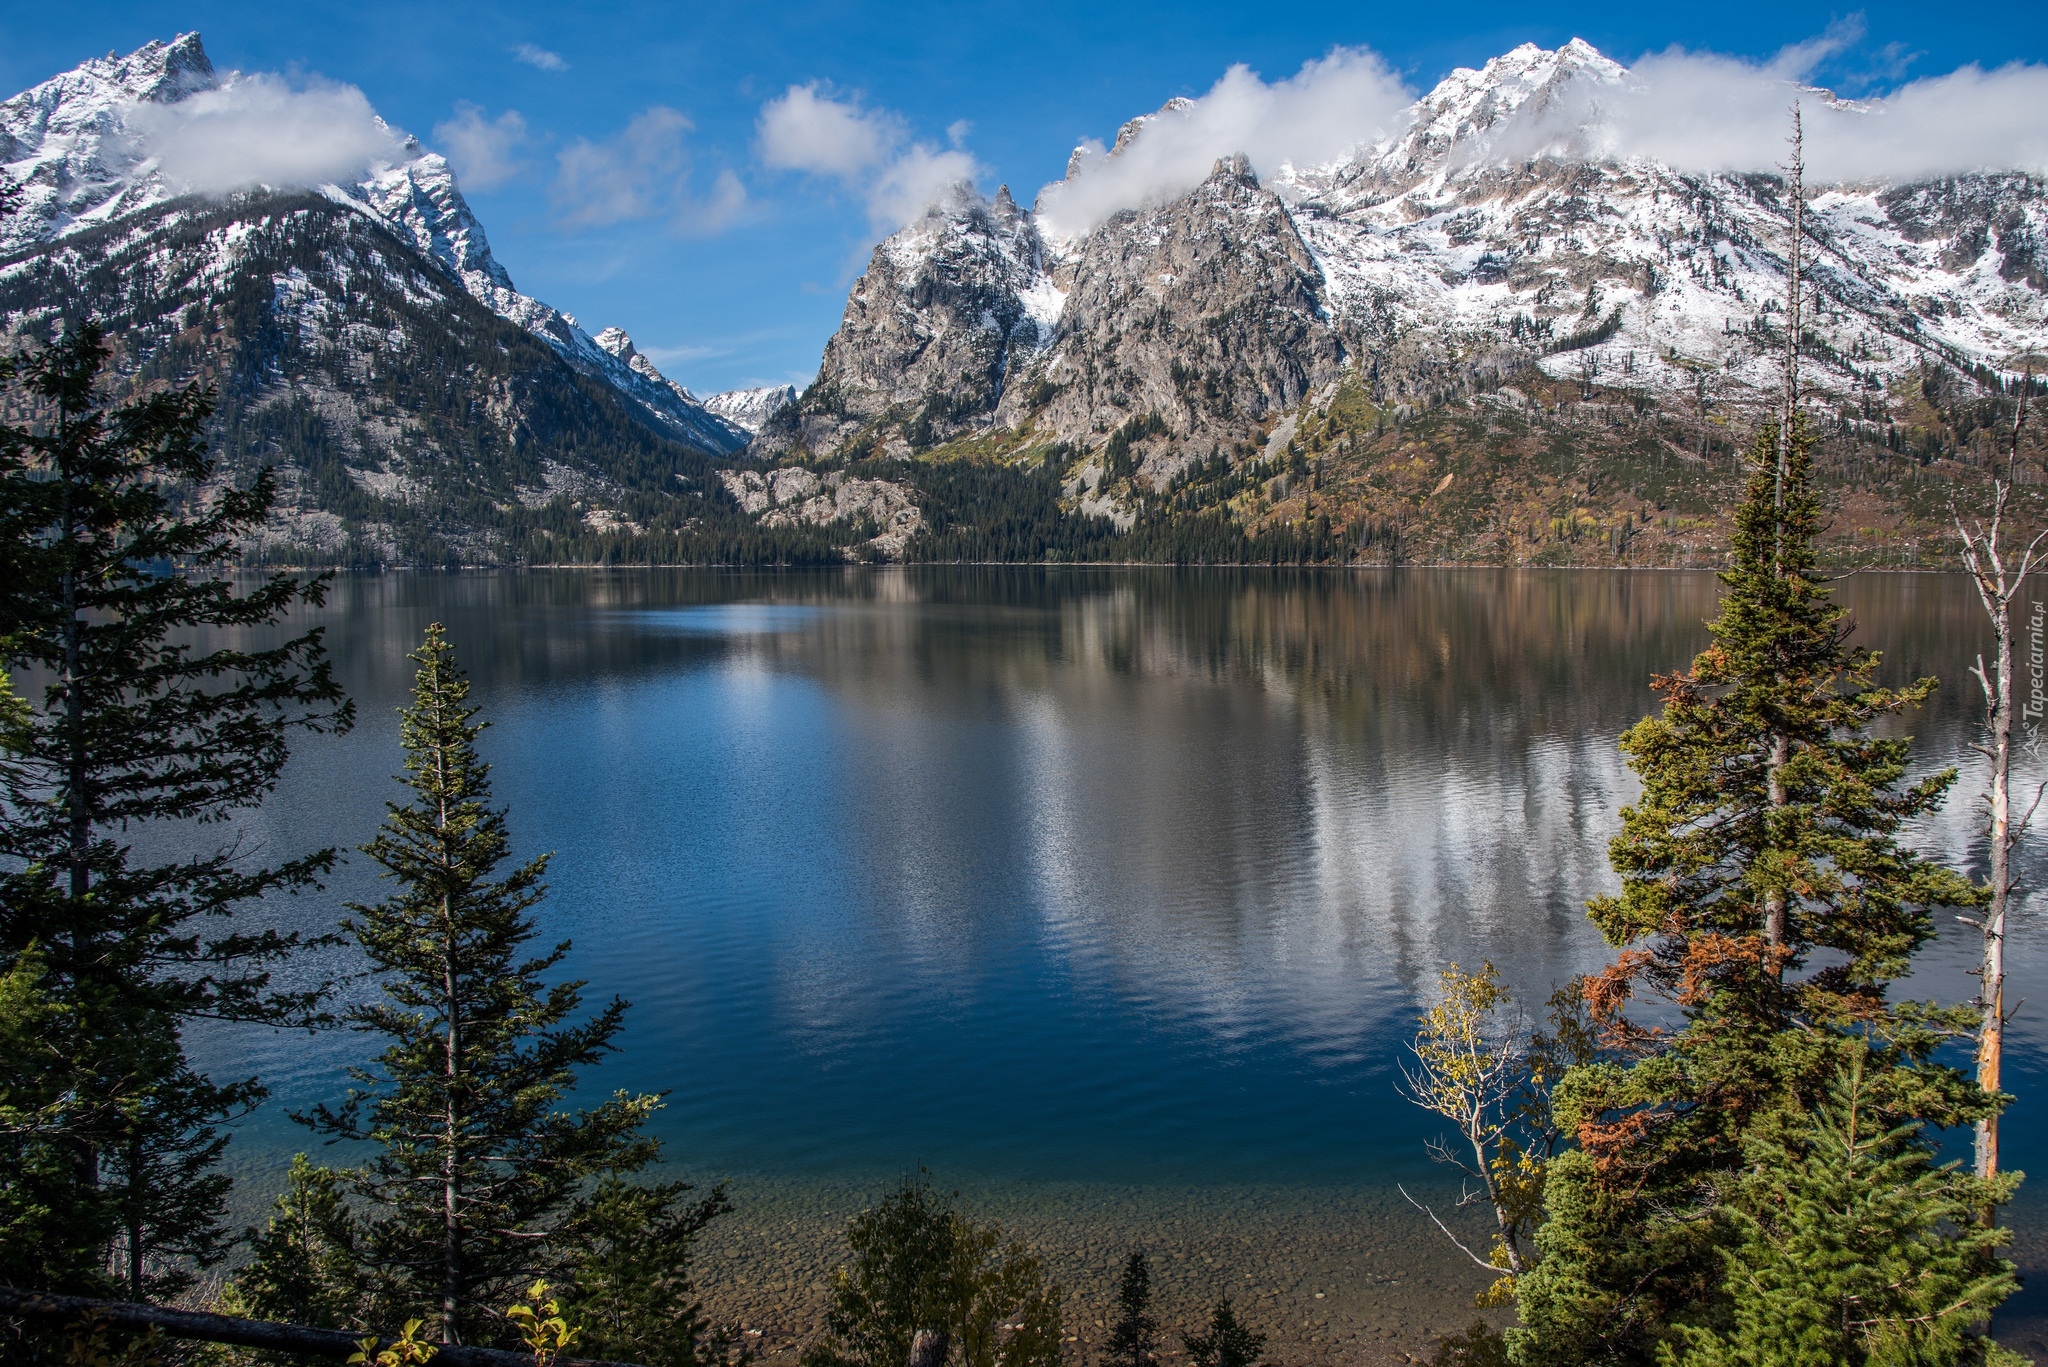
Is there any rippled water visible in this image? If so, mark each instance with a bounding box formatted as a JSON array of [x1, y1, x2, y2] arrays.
[[189, 568, 2043, 1179], [181, 567, 2048, 1351]]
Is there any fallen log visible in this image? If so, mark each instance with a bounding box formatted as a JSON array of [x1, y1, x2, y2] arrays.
[[0, 1286, 650, 1366]]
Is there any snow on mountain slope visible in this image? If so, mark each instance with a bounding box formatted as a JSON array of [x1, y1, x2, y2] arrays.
[[0, 34, 743, 455], [704, 384, 798, 434], [1266, 39, 2046, 403], [782, 38, 2043, 473]]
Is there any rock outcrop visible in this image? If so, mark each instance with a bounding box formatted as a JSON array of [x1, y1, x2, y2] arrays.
[[996, 155, 1344, 484], [755, 184, 1055, 458], [716, 468, 923, 558]]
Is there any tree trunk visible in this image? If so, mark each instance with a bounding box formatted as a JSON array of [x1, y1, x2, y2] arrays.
[[1977, 600, 2013, 1189], [1763, 733, 1790, 973], [439, 685, 465, 1346], [443, 894, 463, 1345], [908, 1328, 951, 1367]]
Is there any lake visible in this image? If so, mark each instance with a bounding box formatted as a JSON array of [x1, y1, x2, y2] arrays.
[[185, 568, 2048, 1362]]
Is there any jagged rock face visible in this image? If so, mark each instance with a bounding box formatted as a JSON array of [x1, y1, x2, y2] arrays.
[[715, 467, 922, 557], [998, 156, 1343, 480], [0, 34, 220, 249], [757, 185, 1054, 456], [775, 37, 2045, 481], [1267, 40, 2046, 402]]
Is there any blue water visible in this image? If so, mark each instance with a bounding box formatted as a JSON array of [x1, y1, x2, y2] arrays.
[[187, 568, 2048, 1204]]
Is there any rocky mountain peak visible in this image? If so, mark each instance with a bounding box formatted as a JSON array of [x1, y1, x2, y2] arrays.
[[769, 33, 2041, 492], [3, 35, 747, 457], [0, 32, 223, 248], [1368, 37, 1628, 181], [1111, 96, 1197, 157], [756, 180, 1057, 457], [82, 31, 217, 105]]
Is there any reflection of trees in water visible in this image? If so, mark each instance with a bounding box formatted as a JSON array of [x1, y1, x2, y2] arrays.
[[718, 569, 2029, 1060], [212, 569, 2037, 1067]]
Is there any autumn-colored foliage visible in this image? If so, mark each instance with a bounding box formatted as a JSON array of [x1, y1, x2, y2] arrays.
[[1509, 416, 2004, 1366]]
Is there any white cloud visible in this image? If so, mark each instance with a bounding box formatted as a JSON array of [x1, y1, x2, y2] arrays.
[[552, 106, 749, 233], [1441, 28, 2048, 182], [513, 43, 567, 72], [757, 83, 899, 177], [869, 146, 981, 229], [756, 83, 981, 230], [126, 74, 403, 193], [1031, 31, 2048, 238], [433, 102, 529, 191], [1035, 47, 1414, 237], [681, 168, 750, 236], [1589, 50, 2048, 181]]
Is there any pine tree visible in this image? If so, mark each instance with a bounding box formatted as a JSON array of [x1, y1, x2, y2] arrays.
[[0, 324, 352, 1300], [231, 1156, 369, 1332], [1509, 416, 1996, 1366], [1664, 1054, 2020, 1367], [286, 624, 688, 1348], [1182, 1299, 1265, 1367], [1102, 1252, 1158, 1367], [804, 1175, 1063, 1367], [562, 1173, 732, 1367]]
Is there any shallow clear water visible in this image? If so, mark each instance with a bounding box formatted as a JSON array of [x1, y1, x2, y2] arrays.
[[181, 567, 2048, 1350]]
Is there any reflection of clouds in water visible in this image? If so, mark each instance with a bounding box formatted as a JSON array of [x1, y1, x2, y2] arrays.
[[1303, 726, 1626, 1025], [177, 568, 2048, 1183], [627, 604, 828, 636]]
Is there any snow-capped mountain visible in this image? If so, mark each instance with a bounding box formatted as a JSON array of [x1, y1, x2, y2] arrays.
[[765, 38, 2045, 478], [0, 34, 744, 457], [1269, 39, 2042, 403], [704, 384, 798, 434]]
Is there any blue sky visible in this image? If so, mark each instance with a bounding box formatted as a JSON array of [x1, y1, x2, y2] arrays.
[[7, 2, 2045, 396]]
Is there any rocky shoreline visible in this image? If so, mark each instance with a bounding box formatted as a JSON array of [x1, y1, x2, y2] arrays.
[[688, 1175, 2048, 1367]]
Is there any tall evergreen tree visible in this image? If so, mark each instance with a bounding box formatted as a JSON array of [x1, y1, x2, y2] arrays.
[[1102, 1253, 1158, 1367], [0, 324, 351, 1302], [1509, 416, 1999, 1366], [284, 625, 690, 1348]]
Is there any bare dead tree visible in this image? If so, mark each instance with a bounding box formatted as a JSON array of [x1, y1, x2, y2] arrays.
[[1777, 101, 1805, 538], [1762, 103, 1806, 967], [1953, 366, 2045, 1195], [1398, 964, 1531, 1286]]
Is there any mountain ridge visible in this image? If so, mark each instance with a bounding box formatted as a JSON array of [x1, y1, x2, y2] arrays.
[[759, 36, 2044, 497]]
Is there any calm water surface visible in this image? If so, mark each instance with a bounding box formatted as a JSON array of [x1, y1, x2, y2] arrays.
[[190, 567, 2046, 1188]]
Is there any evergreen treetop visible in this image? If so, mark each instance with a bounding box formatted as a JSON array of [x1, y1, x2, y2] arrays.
[[297, 624, 666, 1346], [1102, 1252, 1158, 1367], [1512, 418, 1999, 1366], [1662, 1054, 2020, 1367], [805, 1175, 1063, 1367], [1182, 1298, 1266, 1367]]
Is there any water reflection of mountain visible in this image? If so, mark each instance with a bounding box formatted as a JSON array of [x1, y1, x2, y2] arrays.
[[650, 568, 2023, 1061], [185, 569, 2042, 1178]]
